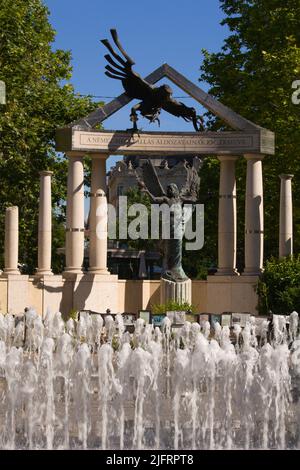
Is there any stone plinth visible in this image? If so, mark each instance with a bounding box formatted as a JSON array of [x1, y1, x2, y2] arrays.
[[160, 278, 192, 305], [73, 273, 119, 313]]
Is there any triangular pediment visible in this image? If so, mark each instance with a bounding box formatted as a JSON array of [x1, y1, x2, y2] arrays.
[[67, 63, 263, 132]]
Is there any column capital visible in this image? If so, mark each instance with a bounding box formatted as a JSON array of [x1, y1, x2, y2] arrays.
[[279, 174, 294, 180], [65, 151, 85, 159], [89, 153, 109, 160], [244, 153, 264, 161], [39, 170, 53, 177]]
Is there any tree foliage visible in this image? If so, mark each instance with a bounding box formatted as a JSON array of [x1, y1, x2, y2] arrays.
[[0, 0, 98, 273], [200, 0, 300, 265]]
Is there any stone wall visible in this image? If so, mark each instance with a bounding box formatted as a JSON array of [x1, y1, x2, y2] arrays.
[[0, 276, 259, 316]]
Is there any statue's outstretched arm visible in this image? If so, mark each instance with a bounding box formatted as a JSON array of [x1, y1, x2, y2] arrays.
[[142, 188, 166, 204]]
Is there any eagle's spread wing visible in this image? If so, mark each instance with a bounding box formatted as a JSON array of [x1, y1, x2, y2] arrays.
[[162, 98, 195, 121], [136, 160, 165, 198], [101, 29, 153, 100]]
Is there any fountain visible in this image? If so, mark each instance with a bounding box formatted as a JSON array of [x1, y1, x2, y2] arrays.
[[0, 309, 299, 449]]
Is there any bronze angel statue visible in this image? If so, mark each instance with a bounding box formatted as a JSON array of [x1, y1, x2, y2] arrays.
[[101, 29, 204, 132], [135, 158, 202, 283]]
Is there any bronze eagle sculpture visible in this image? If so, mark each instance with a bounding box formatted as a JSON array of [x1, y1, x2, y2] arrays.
[[100, 29, 205, 132]]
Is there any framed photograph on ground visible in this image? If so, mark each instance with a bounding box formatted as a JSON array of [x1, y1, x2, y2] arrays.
[[152, 315, 165, 327], [210, 314, 222, 328], [166, 311, 175, 323], [174, 311, 186, 325], [232, 313, 251, 327], [198, 313, 210, 325], [139, 310, 151, 324], [186, 313, 198, 323], [123, 314, 135, 326]]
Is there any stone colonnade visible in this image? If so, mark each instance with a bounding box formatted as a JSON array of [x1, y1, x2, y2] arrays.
[[1, 153, 110, 278]]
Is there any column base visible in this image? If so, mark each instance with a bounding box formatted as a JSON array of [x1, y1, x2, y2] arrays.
[[215, 268, 239, 276], [2, 269, 20, 276], [63, 268, 84, 279], [35, 269, 53, 278], [242, 268, 264, 276]]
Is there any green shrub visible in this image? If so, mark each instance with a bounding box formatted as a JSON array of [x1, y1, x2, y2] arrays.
[[257, 256, 300, 315], [152, 300, 196, 315]]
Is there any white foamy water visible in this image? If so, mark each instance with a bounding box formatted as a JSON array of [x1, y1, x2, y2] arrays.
[[0, 309, 299, 449]]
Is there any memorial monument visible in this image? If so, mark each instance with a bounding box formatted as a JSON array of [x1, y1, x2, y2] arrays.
[[136, 158, 201, 304], [0, 28, 278, 316]]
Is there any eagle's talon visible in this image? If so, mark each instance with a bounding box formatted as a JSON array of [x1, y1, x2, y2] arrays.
[[126, 127, 141, 138]]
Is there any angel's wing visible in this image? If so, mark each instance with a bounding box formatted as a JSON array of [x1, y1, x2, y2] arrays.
[[101, 29, 154, 100], [135, 160, 165, 198], [180, 157, 202, 202]]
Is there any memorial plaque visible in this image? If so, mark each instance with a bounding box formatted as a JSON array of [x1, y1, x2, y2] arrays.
[[210, 314, 222, 327], [199, 313, 210, 325], [57, 129, 265, 156], [123, 314, 135, 326], [186, 313, 197, 323], [174, 311, 186, 325], [166, 311, 175, 323], [221, 313, 232, 327], [166, 311, 186, 325], [232, 313, 251, 328], [152, 314, 166, 327]]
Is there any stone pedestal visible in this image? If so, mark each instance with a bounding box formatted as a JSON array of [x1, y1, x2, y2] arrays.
[[73, 273, 119, 312], [160, 278, 192, 305], [279, 174, 293, 258]]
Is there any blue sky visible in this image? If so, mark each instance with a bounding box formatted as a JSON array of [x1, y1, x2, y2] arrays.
[[44, 0, 228, 214]]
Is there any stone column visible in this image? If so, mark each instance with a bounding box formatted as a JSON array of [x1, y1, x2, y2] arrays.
[[4, 206, 20, 275], [279, 174, 293, 258], [64, 154, 85, 275], [89, 156, 109, 274], [36, 171, 53, 276], [243, 154, 264, 275], [216, 155, 239, 275]]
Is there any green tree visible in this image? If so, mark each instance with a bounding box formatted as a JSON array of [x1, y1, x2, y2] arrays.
[[200, 0, 300, 265], [257, 256, 300, 314], [0, 0, 98, 273]]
